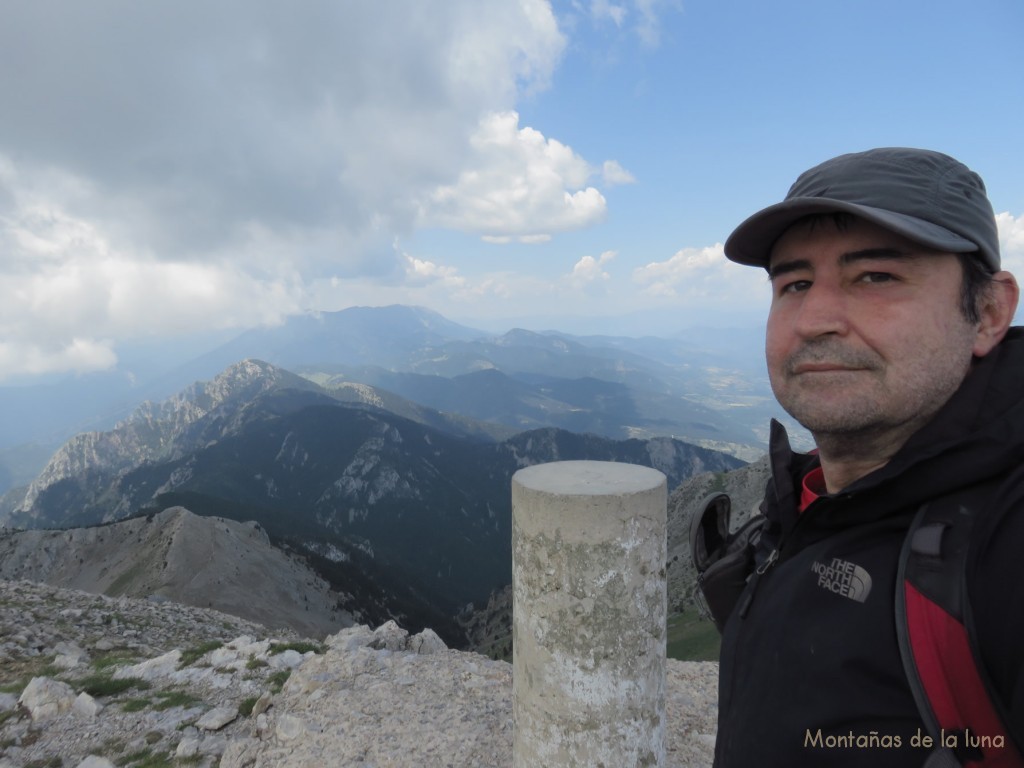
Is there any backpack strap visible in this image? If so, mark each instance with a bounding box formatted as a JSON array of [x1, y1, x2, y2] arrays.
[[895, 486, 1024, 767]]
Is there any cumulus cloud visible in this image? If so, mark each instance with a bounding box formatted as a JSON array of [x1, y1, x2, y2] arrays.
[[632, 243, 768, 306], [568, 250, 617, 286], [422, 111, 609, 240], [404, 255, 467, 289], [0, 1, 640, 378], [602, 160, 637, 187], [997, 211, 1024, 275], [577, 0, 676, 46]]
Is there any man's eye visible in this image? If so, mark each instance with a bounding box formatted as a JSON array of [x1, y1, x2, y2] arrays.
[[780, 279, 811, 294], [859, 272, 895, 284]]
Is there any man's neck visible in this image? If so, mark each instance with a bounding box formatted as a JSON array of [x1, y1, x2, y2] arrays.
[[812, 428, 916, 494]]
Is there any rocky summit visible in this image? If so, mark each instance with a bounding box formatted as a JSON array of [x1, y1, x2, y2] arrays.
[[0, 579, 719, 767]]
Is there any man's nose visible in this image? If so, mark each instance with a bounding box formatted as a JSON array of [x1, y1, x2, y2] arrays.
[[793, 282, 849, 338]]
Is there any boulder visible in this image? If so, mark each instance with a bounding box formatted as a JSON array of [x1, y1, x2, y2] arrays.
[[19, 677, 76, 721], [73, 692, 103, 719], [196, 706, 238, 731], [409, 628, 447, 655]]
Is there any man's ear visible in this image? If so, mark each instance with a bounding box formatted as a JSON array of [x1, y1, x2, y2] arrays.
[[973, 271, 1020, 357]]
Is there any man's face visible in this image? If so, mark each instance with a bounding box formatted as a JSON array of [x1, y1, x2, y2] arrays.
[[765, 216, 982, 444]]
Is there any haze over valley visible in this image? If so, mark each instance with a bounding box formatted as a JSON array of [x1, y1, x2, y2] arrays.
[[0, 305, 784, 649]]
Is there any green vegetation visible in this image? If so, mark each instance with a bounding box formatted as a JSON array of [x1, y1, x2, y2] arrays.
[[666, 610, 721, 662], [23, 758, 63, 768], [153, 690, 200, 710], [91, 652, 141, 671], [245, 656, 268, 670], [238, 695, 259, 717], [0, 708, 22, 728], [267, 670, 291, 693], [708, 475, 733, 493], [178, 640, 223, 667], [76, 674, 151, 698], [121, 698, 152, 713]]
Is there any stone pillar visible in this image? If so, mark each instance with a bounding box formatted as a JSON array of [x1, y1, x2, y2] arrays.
[[512, 460, 667, 768]]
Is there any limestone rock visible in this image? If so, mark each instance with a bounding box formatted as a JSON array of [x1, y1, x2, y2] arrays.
[[53, 640, 89, 669], [75, 758, 116, 768], [410, 627, 447, 655], [113, 649, 182, 681], [220, 738, 259, 768], [251, 691, 273, 717], [369, 619, 408, 651], [275, 713, 307, 742], [175, 737, 200, 758], [19, 677, 76, 721], [268, 649, 305, 669], [196, 706, 238, 731], [72, 692, 103, 719]]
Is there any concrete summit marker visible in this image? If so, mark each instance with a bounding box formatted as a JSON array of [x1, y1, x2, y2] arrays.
[[511, 460, 667, 767]]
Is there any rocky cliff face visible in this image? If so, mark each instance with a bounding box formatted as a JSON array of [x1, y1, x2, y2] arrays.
[[12, 360, 319, 518]]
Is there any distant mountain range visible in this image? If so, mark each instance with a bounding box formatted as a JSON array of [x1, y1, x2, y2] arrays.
[[1, 357, 746, 645]]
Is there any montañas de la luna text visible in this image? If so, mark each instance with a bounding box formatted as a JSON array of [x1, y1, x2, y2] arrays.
[[804, 728, 1006, 751]]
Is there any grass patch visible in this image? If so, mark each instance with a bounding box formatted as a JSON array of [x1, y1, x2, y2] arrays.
[[666, 610, 721, 662], [0, 708, 23, 728], [178, 641, 223, 668], [246, 657, 268, 670], [23, 758, 63, 768], [153, 690, 200, 711], [91, 652, 140, 672], [269, 641, 324, 655], [267, 670, 291, 694], [76, 674, 151, 698], [121, 698, 152, 713], [238, 696, 259, 717]]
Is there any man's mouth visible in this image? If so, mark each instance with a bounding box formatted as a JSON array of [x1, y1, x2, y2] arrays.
[[791, 362, 864, 374]]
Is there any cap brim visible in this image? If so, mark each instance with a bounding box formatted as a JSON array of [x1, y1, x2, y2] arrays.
[[724, 197, 981, 268]]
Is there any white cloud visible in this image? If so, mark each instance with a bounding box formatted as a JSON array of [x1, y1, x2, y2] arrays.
[[578, 0, 677, 46], [602, 160, 637, 187], [422, 111, 608, 240], [0, 1, 604, 379], [0, 338, 118, 379], [0, 188, 306, 380], [997, 211, 1024, 275], [632, 243, 768, 306], [568, 250, 617, 286], [404, 255, 467, 289], [589, 0, 628, 26]]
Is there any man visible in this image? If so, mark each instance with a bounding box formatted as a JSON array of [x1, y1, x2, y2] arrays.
[[701, 147, 1023, 766]]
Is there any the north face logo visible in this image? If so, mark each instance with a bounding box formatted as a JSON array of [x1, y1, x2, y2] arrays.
[[811, 558, 872, 603]]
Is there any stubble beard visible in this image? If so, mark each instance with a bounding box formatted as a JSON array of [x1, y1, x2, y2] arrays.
[[772, 340, 974, 462]]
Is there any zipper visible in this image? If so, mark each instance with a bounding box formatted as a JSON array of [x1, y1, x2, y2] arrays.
[[737, 546, 778, 619], [737, 495, 831, 620]]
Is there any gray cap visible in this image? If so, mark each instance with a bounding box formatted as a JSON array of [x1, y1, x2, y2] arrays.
[[724, 147, 1000, 271]]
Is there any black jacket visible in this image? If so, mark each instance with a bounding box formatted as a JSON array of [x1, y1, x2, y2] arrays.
[[714, 327, 1024, 767]]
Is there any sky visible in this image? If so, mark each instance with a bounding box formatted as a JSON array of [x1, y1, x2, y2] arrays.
[[1, 0, 1023, 382]]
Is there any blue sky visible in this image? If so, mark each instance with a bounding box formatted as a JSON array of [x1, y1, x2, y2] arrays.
[[1, 0, 1022, 380]]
